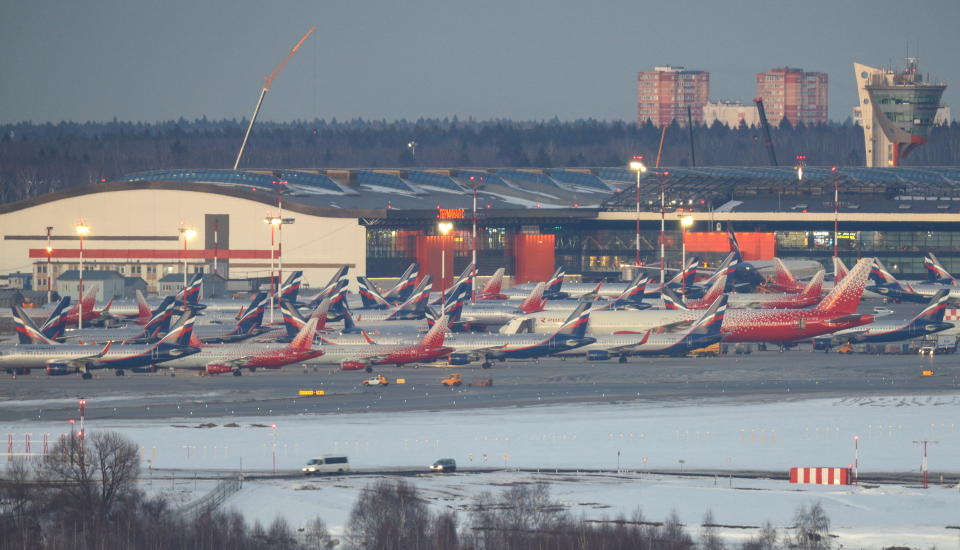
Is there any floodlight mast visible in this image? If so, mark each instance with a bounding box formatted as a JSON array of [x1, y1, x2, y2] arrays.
[[233, 26, 316, 170]]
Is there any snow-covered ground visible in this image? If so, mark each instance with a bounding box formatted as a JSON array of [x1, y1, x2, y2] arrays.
[[4, 394, 960, 547]]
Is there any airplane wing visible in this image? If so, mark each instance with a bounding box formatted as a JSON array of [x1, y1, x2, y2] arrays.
[[604, 331, 652, 354], [47, 342, 113, 370]]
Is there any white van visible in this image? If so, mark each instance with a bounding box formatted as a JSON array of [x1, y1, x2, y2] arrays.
[[301, 455, 350, 475]]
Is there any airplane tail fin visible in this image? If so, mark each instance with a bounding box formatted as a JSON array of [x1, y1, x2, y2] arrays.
[[419, 315, 450, 348], [701, 252, 737, 292], [143, 296, 176, 334], [924, 253, 957, 284], [815, 258, 873, 314], [869, 259, 899, 286], [518, 282, 547, 314], [279, 270, 304, 303], [40, 296, 72, 340], [800, 270, 825, 298], [726, 223, 743, 261], [832, 256, 849, 283], [686, 295, 728, 339], [911, 288, 951, 324], [389, 275, 432, 319], [608, 274, 648, 308], [773, 257, 798, 287], [552, 302, 592, 339], [135, 290, 152, 319], [288, 317, 319, 351], [280, 299, 308, 338], [174, 273, 203, 306], [697, 272, 726, 306], [156, 310, 197, 348], [660, 287, 690, 311], [543, 267, 566, 297], [12, 304, 58, 344], [480, 267, 505, 297], [235, 292, 268, 334], [357, 276, 392, 309], [384, 263, 419, 302]]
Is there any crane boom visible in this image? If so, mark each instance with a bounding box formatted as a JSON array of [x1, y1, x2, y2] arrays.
[[234, 26, 316, 170], [754, 97, 778, 167], [265, 26, 316, 90]]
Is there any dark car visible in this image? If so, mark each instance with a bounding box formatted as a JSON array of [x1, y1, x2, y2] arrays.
[[429, 458, 457, 472]]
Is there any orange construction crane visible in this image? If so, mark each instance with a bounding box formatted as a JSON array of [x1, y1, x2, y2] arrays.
[[234, 26, 317, 170]]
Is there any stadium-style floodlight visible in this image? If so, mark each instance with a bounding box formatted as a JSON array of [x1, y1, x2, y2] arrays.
[[75, 221, 90, 330], [178, 225, 196, 298], [680, 216, 694, 295], [629, 156, 647, 267], [438, 222, 454, 302]]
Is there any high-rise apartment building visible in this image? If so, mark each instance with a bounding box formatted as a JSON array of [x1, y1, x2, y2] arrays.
[[637, 66, 709, 127], [755, 68, 828, 126]]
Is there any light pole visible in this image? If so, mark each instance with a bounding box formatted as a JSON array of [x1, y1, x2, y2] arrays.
[[680, 216, 694, 295], [629, 156, 647, 268], [658, 171, 669, 287], [271, 423, 277, 474], [832, 166, 840, 258], [853, 435, 860, 483], [75, 221, 89, 330], [467, 176, 484, 302], [407, 141, 417, 163], [179, 225, 196, 311], [45, 226, 53, 304], [265, 215, 280, 324], [438, 221, 454, 303]]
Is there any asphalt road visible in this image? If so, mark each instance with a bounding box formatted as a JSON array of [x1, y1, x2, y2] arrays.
[[2, 348, 957, 422]]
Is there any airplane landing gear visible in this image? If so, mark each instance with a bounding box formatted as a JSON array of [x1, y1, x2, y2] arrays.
[[481, 361, 492, 369], [114, 370, 125, 376], [232, 370, 242, 377], [618, 355, 628, 363], [81, 372, 93, 380]]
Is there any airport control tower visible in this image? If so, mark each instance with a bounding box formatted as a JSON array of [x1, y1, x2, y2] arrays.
[[854, 59, 946, 167]]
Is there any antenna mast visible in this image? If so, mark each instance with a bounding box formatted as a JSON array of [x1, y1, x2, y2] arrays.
[[234, 26, 317, 170]]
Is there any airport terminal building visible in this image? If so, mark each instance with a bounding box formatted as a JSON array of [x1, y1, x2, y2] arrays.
[[2, 166, 960, 296]]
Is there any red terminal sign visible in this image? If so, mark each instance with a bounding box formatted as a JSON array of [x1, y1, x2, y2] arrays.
[[437, 208, 465, 219]]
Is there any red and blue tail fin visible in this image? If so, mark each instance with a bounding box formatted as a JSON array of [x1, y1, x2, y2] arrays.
[[40, 296, 72, 340], [12, 305, 58, 345]]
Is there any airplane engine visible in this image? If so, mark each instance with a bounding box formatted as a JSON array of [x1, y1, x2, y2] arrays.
[[586, 350, 610, 361], [448, 353, 471, 365], [46, 364, 75, 376]]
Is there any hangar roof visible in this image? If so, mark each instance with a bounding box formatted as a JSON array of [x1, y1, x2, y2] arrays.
[[6, 166, 960, 220]]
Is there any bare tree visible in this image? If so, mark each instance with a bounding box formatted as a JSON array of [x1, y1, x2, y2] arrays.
[[303, 516, 336, 550], [346, 479, 433, 550], [38, 431, 140, 543], [700, 509, 723, 550], [0, 460, 40, 550], [740, 520, 778, 550], [792, 501, 831, 550]]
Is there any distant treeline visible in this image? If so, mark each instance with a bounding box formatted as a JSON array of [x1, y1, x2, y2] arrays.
[[2, 117, 960, 203]]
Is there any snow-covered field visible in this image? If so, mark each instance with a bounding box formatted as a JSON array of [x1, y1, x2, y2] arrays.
[[4, 394, 960, 547]]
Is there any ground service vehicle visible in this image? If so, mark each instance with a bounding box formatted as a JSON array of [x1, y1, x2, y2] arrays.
[[301, 455, 350, 475], [362, 374, 389, 386], [430, 458, 457, 472], [441, 373, 462, 387], [689, 343, 720, 357]]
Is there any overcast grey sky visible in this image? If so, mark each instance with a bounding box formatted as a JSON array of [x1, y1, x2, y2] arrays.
[[2, 0, 957, 124]]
